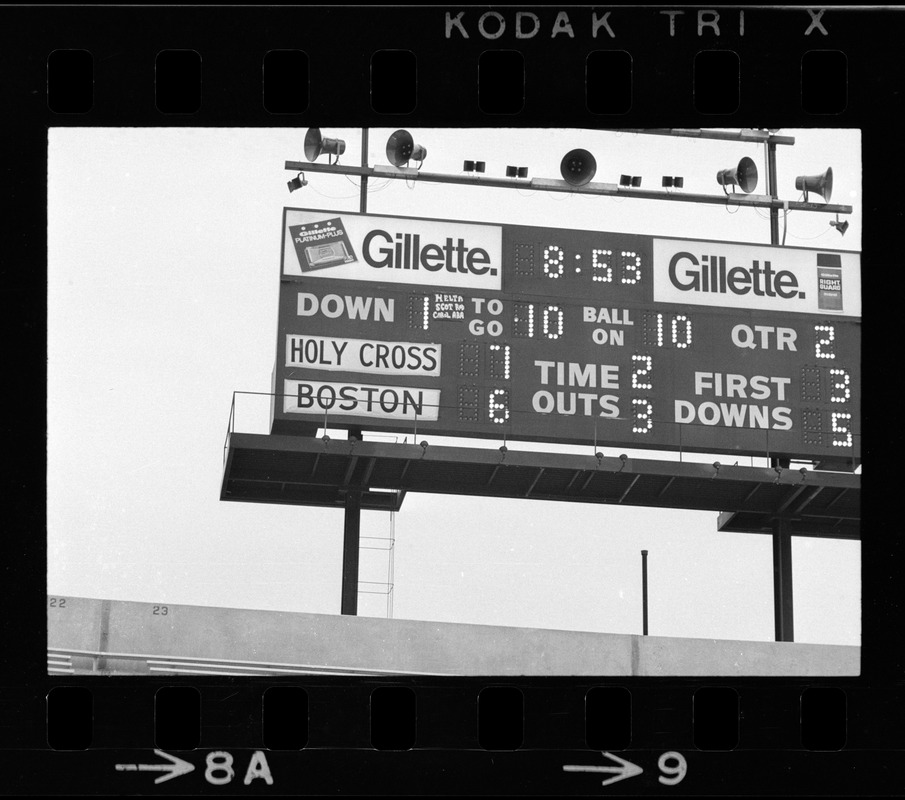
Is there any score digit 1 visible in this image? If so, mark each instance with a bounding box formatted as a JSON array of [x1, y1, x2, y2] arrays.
[[512, 302, 564, 340], [659, 313, 692, 348], [488, 343, 512, 424], [645, 312, 693, 349]]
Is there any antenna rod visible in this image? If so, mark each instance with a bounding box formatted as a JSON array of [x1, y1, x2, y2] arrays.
[[641, 550, 649, 636]]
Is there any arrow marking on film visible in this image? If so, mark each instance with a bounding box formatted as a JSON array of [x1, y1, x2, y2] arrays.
[[115, 749, 195, 784], [563, 751, 644, 787]]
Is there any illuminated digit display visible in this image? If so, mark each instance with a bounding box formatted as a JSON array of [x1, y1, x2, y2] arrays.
[[592, 249, 613, 282], [831, 411, 853, 447], [815, 325, 836, 359], [543, 245, 565, 279], [489, 389, 510, 424], [542, 305, 563, 340], [273, 208, 861, 466], [631, 354, 653, 389], [829, 368, 851, 403], [632, 398, 654, 434]]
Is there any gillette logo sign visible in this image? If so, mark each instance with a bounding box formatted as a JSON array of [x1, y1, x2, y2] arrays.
[[652, 238, 862, 315], [362, 229, 497, 277], [283, 209, 502, 290], [667, 252, 804, 299]]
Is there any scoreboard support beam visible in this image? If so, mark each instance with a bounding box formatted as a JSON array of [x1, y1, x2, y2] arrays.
[[341, 428, 365, 616], [765, 141, 794, 644], [341, 488, 362, 616], [359, 128, 369, 214], [767, 140, 780, 246], [772, 517, 795, 642]]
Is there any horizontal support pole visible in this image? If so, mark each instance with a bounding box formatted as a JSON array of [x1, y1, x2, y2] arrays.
[[285, 161, 852, 215], [604, 128, 796, 145]]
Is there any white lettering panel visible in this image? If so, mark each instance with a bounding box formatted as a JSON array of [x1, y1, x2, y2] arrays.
[[653, 238, 861, 316], [283, 380, 440, 421], [285, 335, 442, 376]]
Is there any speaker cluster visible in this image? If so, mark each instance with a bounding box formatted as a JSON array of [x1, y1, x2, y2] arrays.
[[297, 129, 837, 209]]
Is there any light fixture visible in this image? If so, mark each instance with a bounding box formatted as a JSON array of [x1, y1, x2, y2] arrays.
[[662, 176, 684, 188], [386, 129, 427, 167], [506, 165, 529, 178], [830, 215, 850, 236], [560, 149, 596, 186], [303, 128, 346, 164], [287, 172, 308, 193], [795, 167, 833, 203], [631, 175, 642, 187], [463, 160, 475, 171], [620, 174, 631, 186], [717, 156, 758, 194]]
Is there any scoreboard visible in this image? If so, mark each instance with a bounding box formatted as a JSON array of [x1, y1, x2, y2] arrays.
[[272, 208, 861, 466]]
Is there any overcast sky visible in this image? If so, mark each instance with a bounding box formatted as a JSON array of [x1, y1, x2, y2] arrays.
[[47, 127, 861, 645]]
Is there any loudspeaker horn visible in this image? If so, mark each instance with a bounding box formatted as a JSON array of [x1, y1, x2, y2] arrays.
[[303, 128, 346, 162], [386, 130, 427, 167], [560, 149, 597, 186], [716, 156, 758, 193], [795, 167, 833, 203]]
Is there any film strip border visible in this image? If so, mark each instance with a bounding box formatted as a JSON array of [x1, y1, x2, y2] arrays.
[[6, 3, 902, 795], [22, 681, 900, 794], [48, 43, 848, 119], [7, 7, 897, 123]]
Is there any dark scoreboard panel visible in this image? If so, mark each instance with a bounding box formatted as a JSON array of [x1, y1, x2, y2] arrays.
[[272, 210, 861, 465]]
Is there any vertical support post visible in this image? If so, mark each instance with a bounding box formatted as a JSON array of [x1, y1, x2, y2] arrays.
[[360, 128, 369, 213], [641, 549, 649, 636], [766, 140, 794, 642], [96, 598, 112, 672], [766, 140, 779, 245], [341, 427, 364, 615], [772, 517, 794, 641], [341, 488, 362, 615]]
